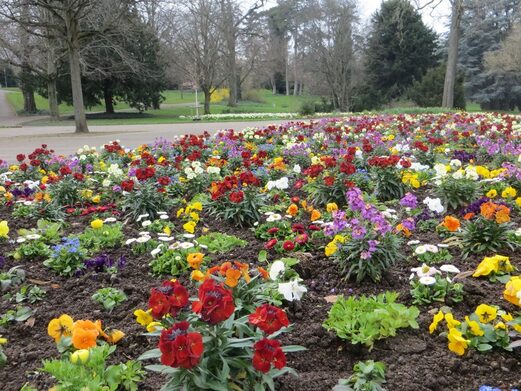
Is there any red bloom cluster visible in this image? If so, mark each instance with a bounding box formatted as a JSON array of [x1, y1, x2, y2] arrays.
[[121, 180, 135, 192], [135, 167, 156, 181], [367, 155, 400, 168], [252, 338, 286, 373], [248, 304, 289, 335], [229, 190, 244, 203], [159, 321, 204, 369], [148, 280, 189, 319], [104, 141, 124, 153], [192, 279, 235, 324]]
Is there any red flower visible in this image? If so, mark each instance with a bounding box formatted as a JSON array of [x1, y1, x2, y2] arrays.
[[323, 176, 335, 186], [252, 338, 286, 373], [159, 321, 204, 369], [192, 279, 235, 324], [248, 304, 289, 335], [295, 233, 308, 245], [267, 227, 279, 235], [60, 166, 71, 176], [229, 190, 244, 203], [282, 240, 295, 251], [16, 154, 25, 162], [264, 238, 278, 249], [158, 176, 170, 186], [149, 280, 189, 319], [19, 163, 28, 171], [121, 180, 134, 192]]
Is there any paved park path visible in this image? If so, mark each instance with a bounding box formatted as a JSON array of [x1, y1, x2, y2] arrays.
[[0, 120, 286, 162]]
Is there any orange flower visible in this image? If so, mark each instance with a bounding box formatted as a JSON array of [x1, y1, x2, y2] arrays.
[[72, 320, 99, 349], [191, 269, 210, 282], [187, 253, 204, 269], [463, 212, 475, 220], [480, 201, 497, 220], [441, 216, 460, 232], [257, 267, 269, 280], [105, 329, 125, 344], [287, 204, 298, 216], [224, 268, 242, 287], [495, 205, 510, 224], [395, 224, 411, 237], [235, 261, 251, 284], [310, 209, 321, 222]]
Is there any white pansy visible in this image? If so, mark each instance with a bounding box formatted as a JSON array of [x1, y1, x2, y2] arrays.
[[440, 264, 460, 274], [267, 177, 289, 190], [450, 159, 462, 168], [293, 164, 301, 174], [207, 166, 221, 175], [433, 163, 448, 177], [269, 261, 286, 281], [423, 197, 444, 214], [465, 166, 479, 180], [278, 279, 307, 301], [452, 170, 464, 179], [419, 276, 437, 285]]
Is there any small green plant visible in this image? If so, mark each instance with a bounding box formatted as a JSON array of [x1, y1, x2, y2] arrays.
[[435, 177, 480, 211], [0, 266, 25, 291], [0, 335, 7, 367], [42, 344, 144, 391], [460, 218, 517, 258], [12, 240, 52, 260], [79, 223, 124, 252], [43, 237, 87, 276], [92, 287, 127, 312], [122, 182, 172, 222], [409, 265, 463, 305], [0, 306, 34, 327], [334, 360, 387, 391], [370, 167, 405, 202], [18, 219, 63, 243], [412, 244, 453, 265], [196, 232, 247, 254], [47, 175, 84, 206], [323, 292, 419, 350], [150, 247, 200, 276], [15, 285, 47, 304]]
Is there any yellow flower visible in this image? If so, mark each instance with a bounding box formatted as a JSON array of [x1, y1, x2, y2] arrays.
[[0, 336, 7, 345], [176, 208, 184, 218], [189, 212, 200, 222], [447, 327, 469, 356], [183, 221, 196, 234], [147, 321, 163, 332], [310, 209, 321, 221], [503, 276, 521, 306], [106, 329, 125, 344], [486, 189, 498, 198], [187, 253, 204, 269], [501, 187, 517, 198], [191, 270, 207, 282], [133, 309, 153, 327], [163, 226, 171, 236], [90, 219, 103, 229], [516, 197, 521, 208], [91, 195, 101, 204], [472, 256, 498, 277], [70, 349, 90, 364], [324, 241, 338, 257], [48, 314, 74, 342], [326, 203, 338, 213], [410, 178, 420, 188], [494, 322, 506, 330], [191, 202, 203, 211], [476, 166, 491, 178], [465, 316, 484, 336], [445, 313, 461, 329], [429, 311, 444, 334], [501, 312, 514, 322], [475, 304, 497, 323], [0, 221, 9, 239]]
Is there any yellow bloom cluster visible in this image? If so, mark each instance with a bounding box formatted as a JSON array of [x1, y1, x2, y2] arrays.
[[402, 172, 421, 188], [472, 255, 514, 278], [325, 235, 346, 257], [177, 201, 203, 234]]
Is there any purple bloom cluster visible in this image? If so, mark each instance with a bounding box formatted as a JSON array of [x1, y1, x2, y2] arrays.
[[84, 253, 126, 273], [400, 192, 418, 208]]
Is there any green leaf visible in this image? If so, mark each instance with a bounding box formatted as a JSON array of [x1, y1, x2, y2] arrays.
[[138, 348, 161, 361], [144, 364, 179, 375], [258, 250, 268, 263]]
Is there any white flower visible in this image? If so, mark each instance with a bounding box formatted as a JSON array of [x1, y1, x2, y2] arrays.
[[410, 264, 440, 279], [278, 279, 307, 301], [423, 197, 444, 214], [414, 245, 427, 255], [104, 217, 117, 223], [452, 170, 464, 179], [440, 264, 460, 274], [102, 179, 112, 187], [136, 213, 149, 222], [139, 231, 150, 236], [450, 159, 462, 168], [178, 242, 194, 249], [16, 237, 26, 243], [183, 234, 195, 239], [424, 244, 439, 253], [269, 261, 286, 281], [267, 177, 289, 191], [159, 215, 169, 220], [142, 220, 152, 228], [25, 234, 41, 240], [407, 240, 421, 246], [136, 235, 151, 243], [465, 166, 479, 181], [151, 246, 163, 257], [293, 165, 301, 174], [419, 276, 437, 285], [433, 163, 448, 177], [207, 166, 221, 175], [125, 238, 137, 245], [266, 213, 282, 222], [158, 236, 174, 242]]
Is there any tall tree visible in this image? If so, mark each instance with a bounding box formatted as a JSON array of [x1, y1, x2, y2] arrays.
[[365, 0, 439, 103]]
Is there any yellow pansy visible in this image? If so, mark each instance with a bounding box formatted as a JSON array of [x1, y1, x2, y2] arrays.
[[516, 197, 521, 208], [163, 226, 171, 236], [465, 316, 484, 336], [0, 220, 9, 239], [447, 327, 469, 356], [191, 202, 203, 211], [486, 189, 498, 198], [445, 313, 461, 329], [183, 221, 196, 234], [91, 195, 101, 204], [134, 309, 153, 327], [503, 276, 521, 306], [476, 166, 490, 178], [0, 336, 7, 344], [324, 241, 338, 257], [429, 311, 444, 334], [147, 322, 163, 332], [189, 212, 200, 222], [494, 322, 506, 330], [501, 187, 517, 198], [326, 203, 338, 213], [90, 219, 103, 229], [176, 208, 184, 218], [47, 314, 74, 342], [475, 304, 497, 323]]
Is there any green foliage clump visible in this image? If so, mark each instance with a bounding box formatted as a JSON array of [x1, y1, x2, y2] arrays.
[[196, 232, 246, 254], [92, 287, 127, 312], [435, 177, 481, 211], [461, 218, 517, 258], [334, 360, 387, 391], [122, 183, 172, 222], [323, 292, 419, 349], [79, 223, 124, 253]]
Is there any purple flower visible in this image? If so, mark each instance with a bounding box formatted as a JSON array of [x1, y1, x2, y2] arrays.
[[400, 192, 417, 208]]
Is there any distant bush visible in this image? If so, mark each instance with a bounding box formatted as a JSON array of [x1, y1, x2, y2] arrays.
[[408, 64, 466, 109], [210, 88, 230, 103], [242, 89, 266, 103], [299, 101, 316, 115]]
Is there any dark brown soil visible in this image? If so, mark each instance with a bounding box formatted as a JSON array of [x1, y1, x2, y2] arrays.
[[1, 206, 521, 391]]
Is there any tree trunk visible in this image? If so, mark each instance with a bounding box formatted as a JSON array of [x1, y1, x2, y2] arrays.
[[203, 88, 211, 114], [22, 87, 36, 113], [47, 77, 59, 120], [293, 35, 298, 96], [67, 25, 89, 133], [442, 0, 463, 108], [103, 79, 115, 114], [271, 74, 276, 94]]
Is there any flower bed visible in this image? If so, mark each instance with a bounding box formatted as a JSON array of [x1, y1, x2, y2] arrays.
[[1, 113, 521, 390]]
